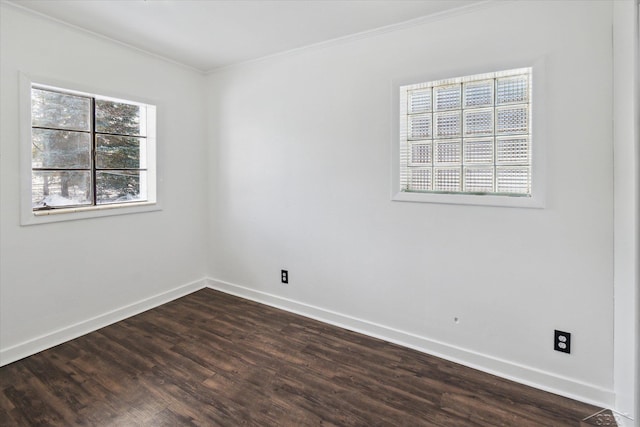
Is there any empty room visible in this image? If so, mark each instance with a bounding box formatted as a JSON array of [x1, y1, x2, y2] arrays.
[[0, 0, 638, 425]]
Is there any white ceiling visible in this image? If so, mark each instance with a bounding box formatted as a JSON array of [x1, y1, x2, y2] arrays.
[[10, 0, 483, 72]]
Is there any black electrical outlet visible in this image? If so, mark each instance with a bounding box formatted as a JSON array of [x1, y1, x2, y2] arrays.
[[554, 330, 571, 354], [281, 270, 288, 284]]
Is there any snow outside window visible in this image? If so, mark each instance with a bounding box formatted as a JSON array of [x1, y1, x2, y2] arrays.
[[31, 85, 156, 210], [20, 75, 159, 225]]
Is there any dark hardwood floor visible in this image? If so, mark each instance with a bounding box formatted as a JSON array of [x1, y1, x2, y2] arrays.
[[0, 289, 605, 426]]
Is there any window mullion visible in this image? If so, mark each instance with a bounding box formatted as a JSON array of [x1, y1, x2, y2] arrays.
[[91, 97, 97, 206]]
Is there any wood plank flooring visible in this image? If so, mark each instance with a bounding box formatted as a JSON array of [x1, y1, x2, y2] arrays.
[[0, 289, 605, 426]]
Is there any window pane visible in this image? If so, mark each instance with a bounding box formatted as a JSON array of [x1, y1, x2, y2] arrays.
[[410, 143, 432, 165], [464, 167, 494, 192], [463, 138, 493, 164], [410, 168, 432, 191], [496, 166, 530, 194], [435, 140, 461, 164], [408, 88, 432, 113], [434, 84, 461, 111], [496, 136, 529, 165], [95, 100, 146, 136], [434, 111, 461, 138], [31, 88, 91, 131], [96, 135, 146, 169], [32, 171, 92, 208], [408, 113, 432, 140], [464, 80, 494, 108], [32, 129, 91, 169], [496, 75, 529, 105], [496, 106, 529, 135], [434, 167, 461, 192], [96, 171, 146, 204], [464, 108, 494, 137]]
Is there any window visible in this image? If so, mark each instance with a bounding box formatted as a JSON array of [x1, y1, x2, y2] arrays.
[[392, 67, 543, 208], [20, 76, 158, 224]]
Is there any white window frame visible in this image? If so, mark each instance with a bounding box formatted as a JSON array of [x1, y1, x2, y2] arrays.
[[19, 73, 161, 225], [391, 60, 546, 208]]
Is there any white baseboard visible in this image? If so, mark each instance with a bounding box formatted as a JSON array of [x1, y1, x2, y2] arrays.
[[206, 277, 616, 409], [0, 276, 616, 412], [0, 278, 207, 367]]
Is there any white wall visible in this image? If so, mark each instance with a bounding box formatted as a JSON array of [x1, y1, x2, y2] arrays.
[[613, 1, 639, 424], [0, 4, 208, 363], [207, 0, 616, 406]]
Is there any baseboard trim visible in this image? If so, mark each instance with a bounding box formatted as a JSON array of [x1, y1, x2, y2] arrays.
[[0, 278, 207, 367], [1, 276, 615, 409], [206, 277, 615, 409]]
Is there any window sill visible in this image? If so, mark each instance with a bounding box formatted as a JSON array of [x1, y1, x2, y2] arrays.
[[391, 190, 544, 209], [22, 201, 161, 225]]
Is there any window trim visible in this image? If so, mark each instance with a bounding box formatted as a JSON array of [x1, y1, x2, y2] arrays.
[[391, 59, 546, 208], [19, 72, 162, 225]]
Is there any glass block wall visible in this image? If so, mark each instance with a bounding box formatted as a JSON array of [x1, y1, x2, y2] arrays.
[[399, 68, 532, 196]]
